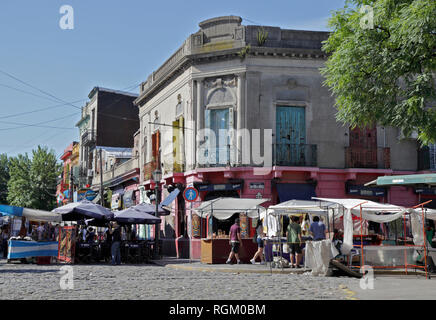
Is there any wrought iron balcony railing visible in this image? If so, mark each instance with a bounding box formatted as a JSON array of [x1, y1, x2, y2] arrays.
[[345, 147, 390, 169], [274, 143, 317, 167]]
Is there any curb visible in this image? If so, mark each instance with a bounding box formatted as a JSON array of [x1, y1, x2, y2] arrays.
[[339, 285, 358, 300], [162, 263, 309, 274]]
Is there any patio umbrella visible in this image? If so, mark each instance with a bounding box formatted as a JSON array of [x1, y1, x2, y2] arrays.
[[113, 207, 161, 225], [134, 202, 170, 216], [52, 200, 114, 222]]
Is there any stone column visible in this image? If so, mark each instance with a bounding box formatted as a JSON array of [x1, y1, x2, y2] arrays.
[[196, 78, 204, 167], [237, 73, 246, 165]]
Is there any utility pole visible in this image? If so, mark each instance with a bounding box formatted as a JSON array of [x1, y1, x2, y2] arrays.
[[99, 148, 104, 206]]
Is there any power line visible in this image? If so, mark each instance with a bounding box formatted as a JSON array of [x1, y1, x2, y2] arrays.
[[0, 99, 87, 120], [0, 112, 79, 131], [0, 83, 71, 103], [0, 69, 82, 110]]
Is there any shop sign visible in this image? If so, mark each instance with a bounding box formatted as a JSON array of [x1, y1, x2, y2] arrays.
[[77, 189, 97, 202], [111, 193, 122, 210], [347, 185, 385, 197], [196, 183, 242, 192], [249, 182, 265, 190], [415, 188, 436, 195]]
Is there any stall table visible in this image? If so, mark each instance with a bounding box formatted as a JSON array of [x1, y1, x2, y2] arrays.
[[8, 239, 58, 263], [201, 238, 258, 264]]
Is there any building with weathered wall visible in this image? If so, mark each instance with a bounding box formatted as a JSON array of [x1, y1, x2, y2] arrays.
[[135, 16, 431, 258], [76, 87, 139, 188]]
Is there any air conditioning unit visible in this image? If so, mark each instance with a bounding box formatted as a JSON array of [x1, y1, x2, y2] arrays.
[[87, 169, 94, 177]]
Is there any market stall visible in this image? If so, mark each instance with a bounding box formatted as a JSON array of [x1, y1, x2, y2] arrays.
[[311, 197, 436, 277], [262, 199, 335, 265], [193, 197, 268, 264], [0, 204, 62, 264]]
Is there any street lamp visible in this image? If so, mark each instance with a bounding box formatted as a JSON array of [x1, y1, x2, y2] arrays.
[[153, 169, 162, 257]]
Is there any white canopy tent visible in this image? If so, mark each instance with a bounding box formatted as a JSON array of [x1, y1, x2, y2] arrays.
[[312, 197, 434, 254], [193, 197, 269, 220], [263, 199, 337, 239], [267, 199, 335, 216]]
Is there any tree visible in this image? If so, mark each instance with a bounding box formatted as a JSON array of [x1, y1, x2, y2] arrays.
[[7, 153, 33, 207], [321, 0, 436, 145], [0, 154, 9, 204], [7, 146, 61, 211], [29, 146, 62, 211]]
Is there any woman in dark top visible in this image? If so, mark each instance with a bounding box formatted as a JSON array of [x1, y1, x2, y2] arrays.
[[109, 222, 122, 265]]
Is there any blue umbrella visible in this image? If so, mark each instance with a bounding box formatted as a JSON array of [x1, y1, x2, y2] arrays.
[[134, 203, 169, 216], [113, 207, 161, 225], [52, 200, 114, 222]]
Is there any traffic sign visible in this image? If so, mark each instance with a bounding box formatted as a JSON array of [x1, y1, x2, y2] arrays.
[[183, 187, 199, 202]]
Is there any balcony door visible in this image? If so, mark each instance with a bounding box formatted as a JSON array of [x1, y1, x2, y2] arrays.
[[205, 107, 233, 166], [275, 106, 306, 166], [348, 126, 377, 168]]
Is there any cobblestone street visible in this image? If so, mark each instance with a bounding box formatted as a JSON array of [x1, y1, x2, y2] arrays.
[[0, 259, 359, 300]]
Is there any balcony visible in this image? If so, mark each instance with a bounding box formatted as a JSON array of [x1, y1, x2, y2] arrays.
[[93, 157, 140, 186], [274, 144, 317, 167], [345, 147, 390, 169], [81, 130, 96, 147]]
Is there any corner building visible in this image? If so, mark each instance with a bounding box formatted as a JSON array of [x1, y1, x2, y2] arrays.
[[135, 16, 428, 258]]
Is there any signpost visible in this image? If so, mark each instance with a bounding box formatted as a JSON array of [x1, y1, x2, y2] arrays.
[[184, 187, 199, 262]]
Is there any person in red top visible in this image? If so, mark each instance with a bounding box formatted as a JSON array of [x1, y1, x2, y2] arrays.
[[226, 218, 243, 264]]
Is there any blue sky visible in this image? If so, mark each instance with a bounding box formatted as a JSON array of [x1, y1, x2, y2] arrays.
[[0, 0, 346, 159]]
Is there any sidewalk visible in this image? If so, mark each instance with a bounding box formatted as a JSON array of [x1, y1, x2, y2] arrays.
[[151, 257, 432, 277], [151, 257, 309, 274]]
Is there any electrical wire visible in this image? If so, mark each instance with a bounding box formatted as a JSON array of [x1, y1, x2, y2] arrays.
[[0, 69, 82, 110], [0, 112, 79, 131], [0, 99, 87, 120]]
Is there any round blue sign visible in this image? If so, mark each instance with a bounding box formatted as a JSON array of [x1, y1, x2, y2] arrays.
[[183, 187, 199, 202]]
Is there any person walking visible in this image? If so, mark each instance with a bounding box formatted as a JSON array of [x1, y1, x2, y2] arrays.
[[109, 222, 122, 265], [1, 226, 10, 259], [310, 216, 326, 241], [250, 220, 265, 265], [286, 216, 303, 268], [226, 218, 243, 264]]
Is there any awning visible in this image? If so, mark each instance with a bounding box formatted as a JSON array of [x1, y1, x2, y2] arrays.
[[92, 194, 101, 204], [160, 188, 180, 207], [193, 197, 269, 220], [268, 199, 335, 216], [276, 183, 316, 202], [365, 174, 436, 187], [0, 205, 62, 223]]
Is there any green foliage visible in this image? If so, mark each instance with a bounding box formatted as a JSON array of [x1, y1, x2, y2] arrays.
[[0, 154, 9, 204], [257, 27, 269, 46], [321, 0, 436, 145], [7, 146, 61, 210], [238, 44, 251, 60], [7, 153, 32, 207], [30, 146, 62, 211]]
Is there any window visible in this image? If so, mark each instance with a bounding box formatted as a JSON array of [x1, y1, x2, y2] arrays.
[[430, 144, 436, 170], [204, 107, 233, 165]]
